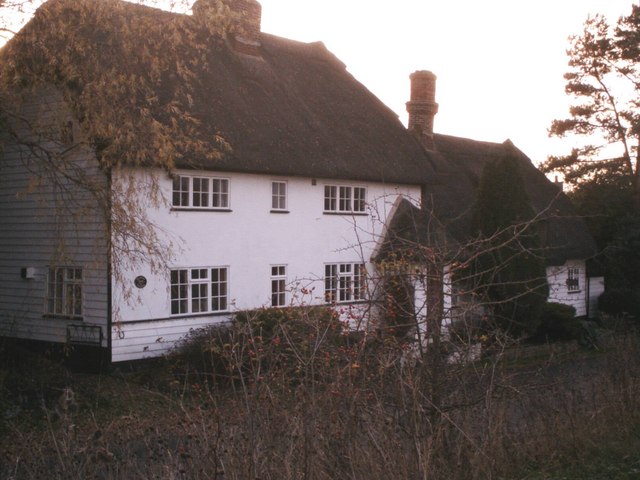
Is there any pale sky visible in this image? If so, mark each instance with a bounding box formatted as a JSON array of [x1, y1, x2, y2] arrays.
[[2, 0, 637, 164]]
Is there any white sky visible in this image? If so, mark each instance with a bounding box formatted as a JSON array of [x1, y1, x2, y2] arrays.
[[2, 0, 637, 164]]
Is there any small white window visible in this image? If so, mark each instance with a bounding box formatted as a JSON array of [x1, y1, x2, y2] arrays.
[[272, 181, 287, 211], [271, 265, 287, 307], [46, 267, 83, 318], [324, 185, 367, 214], [567, 267, 580, 292]]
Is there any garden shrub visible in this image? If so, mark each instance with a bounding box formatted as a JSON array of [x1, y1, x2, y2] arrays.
[[598, 288, 640, 319], [169, 306, 361, 389], [534, 302, 581, 342]]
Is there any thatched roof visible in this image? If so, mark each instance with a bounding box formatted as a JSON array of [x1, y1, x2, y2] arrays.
[[423, 134, 597, 266], [1, 0, 595, 266], [0, 0, 437, 185], [377, 135, 596, 266], [372, 198, 457, 265]]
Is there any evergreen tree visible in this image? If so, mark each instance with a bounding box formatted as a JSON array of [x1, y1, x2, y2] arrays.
[[471, 153, 549, 337], [541, 5, 640, 208]]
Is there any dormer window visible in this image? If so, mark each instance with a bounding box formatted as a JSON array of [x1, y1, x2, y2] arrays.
[[324, 185, 367, 214]]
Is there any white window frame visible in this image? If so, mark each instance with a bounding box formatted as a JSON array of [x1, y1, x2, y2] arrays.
[[271, 181, 288, 211], [567, 267, 581, 292], [324, 262, 366, 303], [170, 267, 229, 316], [271, 265, 287, 307], [45, 267, 83, 318], [324, 185, 367, 214], [172, 175, 230, 210]]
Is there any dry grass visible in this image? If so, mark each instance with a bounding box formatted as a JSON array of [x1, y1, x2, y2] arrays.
[[1, 314, 640, 479]]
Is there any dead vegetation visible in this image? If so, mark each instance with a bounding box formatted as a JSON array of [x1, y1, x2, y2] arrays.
[[1, 311, 640, 479]]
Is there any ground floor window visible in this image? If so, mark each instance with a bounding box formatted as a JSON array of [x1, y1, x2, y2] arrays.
[[171, 267, 228, 315], [46, 267, 82, 318], [271, 265, 287, 307], [567, 267, 580, 292], [324, 262, 366, 303]]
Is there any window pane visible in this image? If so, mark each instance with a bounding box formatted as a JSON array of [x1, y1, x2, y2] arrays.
[[567, 268, 580, 291], [354, 187, 366, 212], [173, 176, 190, 207], [170, 269, 189, 315], [271, 279, 286, 307], [354, 264, 365, 300], [339, 186, 351, 212], [192, 177, 209, 207], [271, 266, 286, 307], [325, 264, 337, 303], [192, 283, 208, 313], [339, 275, 351, 302], [212, 179, 229, 208], [324, 186, 336, 211], [211, 267, 228, 311], [72, 284, 82, 315], [272, 181, 286, 210], [45, 267, 83, 317]]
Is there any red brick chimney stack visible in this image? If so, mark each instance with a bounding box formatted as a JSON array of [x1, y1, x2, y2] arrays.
[[193, 0, 262, 56], [406, 70, 439, 150]]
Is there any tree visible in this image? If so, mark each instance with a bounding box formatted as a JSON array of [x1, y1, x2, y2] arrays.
[[541, 5, 640, 208], [0, 0, 232, 289], [471, 153, 549, 337]]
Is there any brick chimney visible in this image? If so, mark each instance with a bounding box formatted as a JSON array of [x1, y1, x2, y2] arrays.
[[406, 70, 439, 150], [193, 0, 262, 56]]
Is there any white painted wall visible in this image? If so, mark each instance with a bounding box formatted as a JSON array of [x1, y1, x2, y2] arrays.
[[546, 259, 588, 317], [111, 167, 421, 361]]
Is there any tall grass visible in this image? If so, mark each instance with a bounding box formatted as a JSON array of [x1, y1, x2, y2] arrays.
[[1, 309, 639, 479]]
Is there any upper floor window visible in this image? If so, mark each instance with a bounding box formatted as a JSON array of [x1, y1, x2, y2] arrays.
[[172, 175, 229, 209], [567, 267, 580, 292], [171, 267, 229, 315], [324, 185, 366, 214], [324, 262, 366, 303], [45, 267, 82, 318], [271, 265, 287, 307], [272, 181, 287, 211]]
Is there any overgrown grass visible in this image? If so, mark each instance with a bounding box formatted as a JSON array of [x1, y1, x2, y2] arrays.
[[1, 310, 640, 479]]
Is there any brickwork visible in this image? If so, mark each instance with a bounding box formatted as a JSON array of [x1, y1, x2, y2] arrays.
[[406, 70, 439, 149]]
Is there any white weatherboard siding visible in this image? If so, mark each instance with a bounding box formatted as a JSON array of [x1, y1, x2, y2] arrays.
[[546, 259, 588, 317], [0, 87, 109, 347], [588, 276, 605, 319], [111, 167, 421, 361]]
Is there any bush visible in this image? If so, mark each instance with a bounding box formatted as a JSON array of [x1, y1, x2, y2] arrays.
[[534, 302, 581, 342], [168, 306, 361, 389], [598, 288, 640, 319]]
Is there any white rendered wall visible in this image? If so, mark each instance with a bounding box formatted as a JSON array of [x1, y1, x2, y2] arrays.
[[111, 167, 421, 361], [546, 259, 588, 317]]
